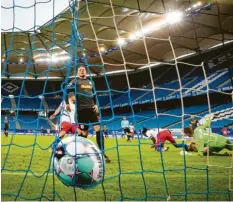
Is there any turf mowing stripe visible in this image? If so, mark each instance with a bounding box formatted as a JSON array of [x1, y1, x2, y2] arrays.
[[1, 172, 53, 176]]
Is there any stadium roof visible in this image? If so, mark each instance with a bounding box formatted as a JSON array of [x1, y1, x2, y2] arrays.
[[1, 0, 233, 79]]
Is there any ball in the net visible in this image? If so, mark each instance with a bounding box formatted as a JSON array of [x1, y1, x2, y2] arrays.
[[52, 136, 105, 188]]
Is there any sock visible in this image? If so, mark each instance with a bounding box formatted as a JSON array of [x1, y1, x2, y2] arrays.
[[96, 131, 104, 152], [174, 143, 188, 151], [183, 144, 188, 151], [156, 147, 163, 152], [52, 136, 61, 151], [55, 136, 61, 143]]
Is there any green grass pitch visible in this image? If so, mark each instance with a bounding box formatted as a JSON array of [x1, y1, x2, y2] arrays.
[[1, 134, 233, 201]]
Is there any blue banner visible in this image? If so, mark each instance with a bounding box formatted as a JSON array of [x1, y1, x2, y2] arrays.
[[212, 127, 233, 140], [2, 86, 232, 111], [3, 127, 233, 140]]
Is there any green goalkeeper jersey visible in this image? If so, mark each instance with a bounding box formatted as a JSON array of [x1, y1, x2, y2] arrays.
[[193, 120, 228, 155]]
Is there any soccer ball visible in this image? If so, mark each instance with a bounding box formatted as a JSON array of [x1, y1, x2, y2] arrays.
[[52, 136, 105, 188], [179, 150, 188, 156]]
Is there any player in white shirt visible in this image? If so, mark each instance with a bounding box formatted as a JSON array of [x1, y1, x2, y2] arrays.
[[127, 123, 135, 142], [142, 127, 188, 152], [50, 93, 79, 151], [129, 123, 135, 134], [143, 128, 166, 150]]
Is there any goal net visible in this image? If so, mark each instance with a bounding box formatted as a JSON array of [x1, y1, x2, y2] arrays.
[[1, 0, 233, 201]]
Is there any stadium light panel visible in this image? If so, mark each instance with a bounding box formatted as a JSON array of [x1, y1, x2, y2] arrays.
[[208, 40, 233, 50], [151, 20, 166, 30], [19, 58, 24, 63], [70, 73, 97, 78], [150, 23, 158, 30], [138, 62, 161, 70], [65, 43, 72, 47], [35, 58, 42, 62], [50, 46, 60, 51], [33, 54, 42, 59], [101, 69, 134, 75], [172, 52, 195, 60], [65, 55, 71, 60], [59, 55, 69, 61], [99, 47, 106, 52], [135, 31, 142, 38], [87, 73, 97, 77], [37, 76, 60, 79], [142, 27, 150, 34], [165, 11, 183, 24], [60, 50, 67, 55], [121, 7, 129, 12], [52, 56, 57, 61], [129, 34, 137, 40], [118, 38, 126, 46], [45, 58, 51, 62]]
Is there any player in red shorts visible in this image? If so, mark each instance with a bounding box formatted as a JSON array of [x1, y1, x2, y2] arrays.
[[50, 93, 79, 151], [142, 127, 188, 152], [127, 123, 135, 142], [221, 127, 228, 136]]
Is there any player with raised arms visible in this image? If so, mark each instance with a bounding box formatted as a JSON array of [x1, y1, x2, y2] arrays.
[[50, 92, 78, 150], [184, 118, 233, 156], [142, 127, 188, 152], [67, 65, 110, 163]]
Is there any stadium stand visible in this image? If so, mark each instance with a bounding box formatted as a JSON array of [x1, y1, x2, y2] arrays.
[[1, 68, 233, 132], [2, 103, 232, 131]]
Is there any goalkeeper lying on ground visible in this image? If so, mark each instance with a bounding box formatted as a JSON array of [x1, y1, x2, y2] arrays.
[[184, 119, 233, 156]]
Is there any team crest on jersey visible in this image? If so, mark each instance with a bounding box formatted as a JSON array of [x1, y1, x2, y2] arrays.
[[81, 84, 92, 89]]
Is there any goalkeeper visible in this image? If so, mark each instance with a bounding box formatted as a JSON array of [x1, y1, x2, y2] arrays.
[[183, 119, 233, 156]]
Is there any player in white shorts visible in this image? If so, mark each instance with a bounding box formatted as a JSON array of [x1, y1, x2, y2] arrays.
[[143, 127, 188, 152], [50, 93, 79, 151], [127, 123, 135, 142], [143, 128, 168, 150]]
